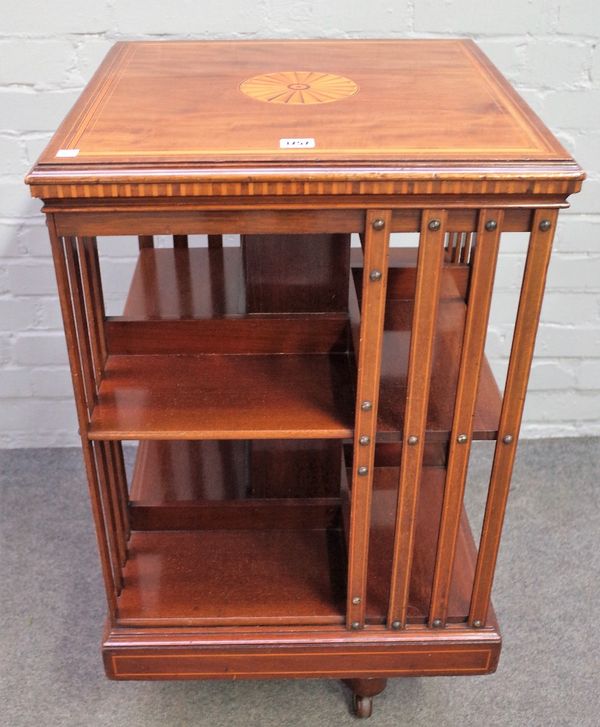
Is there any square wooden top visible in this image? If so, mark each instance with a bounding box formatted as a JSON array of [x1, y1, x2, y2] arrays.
[[26, 39, 583, 199]]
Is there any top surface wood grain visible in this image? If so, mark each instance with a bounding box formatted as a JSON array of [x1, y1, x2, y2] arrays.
[[35, 39, 573, 169]]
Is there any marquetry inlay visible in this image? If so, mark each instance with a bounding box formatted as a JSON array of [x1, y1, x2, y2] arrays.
[[239, 71, 359, 105]]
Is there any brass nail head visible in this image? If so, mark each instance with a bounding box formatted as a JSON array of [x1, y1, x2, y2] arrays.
[[359, 435, 370, 446], [485, 220, 498, 231], [361, 400, 373, 411], [372, 218, 385, 230], [391, 620, 402, 630], [428, 219, 441, 231], [369, 269, 382, 282], [503, 434, 514, 444], [358, 466, 368, 476], [432, 618, 443, 628], [539, 219, 552, 232], [352, 596, 361, 605], [473, 619, 484, 629], [407, 435, 419, 445], [457, 433, 468, 444], [351, 621, 361, 630]]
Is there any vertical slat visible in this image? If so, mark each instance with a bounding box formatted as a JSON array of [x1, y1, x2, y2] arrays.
[[138, 235, 154, 250], [63, 237, 97, 410], [208, 234, 223, 249], [459, 232, 469, 263], [95, 442, 125, 588], [110, 441, 131, 541], [76, 237, 105, 381], [346, 209, 391, 629], [387, 209, 446, 629], [102, 440, 127, 565], [451, 232, 461, 263], [47, 218, 118, 620], [86, 236, 107, 363], [173, 234, 189, 249], [469, 209, 558, 627], [428, 209, 503, 626], [347, 260, 361, 360]]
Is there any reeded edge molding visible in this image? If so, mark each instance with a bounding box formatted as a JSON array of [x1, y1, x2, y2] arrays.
[[26, 163, 585, 200]]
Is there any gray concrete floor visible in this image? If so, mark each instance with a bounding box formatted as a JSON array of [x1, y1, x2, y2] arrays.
[[1, 438, 598, 727]]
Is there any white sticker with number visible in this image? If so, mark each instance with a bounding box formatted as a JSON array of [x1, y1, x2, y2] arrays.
[[279, 138, 316, 149]]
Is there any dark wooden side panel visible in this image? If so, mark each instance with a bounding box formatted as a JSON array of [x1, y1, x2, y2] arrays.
[[242, 233, 351, 313], [105, 317, 350, 355], [130, 498, 340, 530], [249, 440, 343, 498]]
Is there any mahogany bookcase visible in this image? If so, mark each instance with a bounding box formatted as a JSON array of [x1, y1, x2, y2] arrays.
[[25, 40, 583, 718]]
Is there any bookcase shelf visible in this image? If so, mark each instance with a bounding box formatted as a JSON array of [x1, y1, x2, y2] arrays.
[[88, 352, 355, 440]]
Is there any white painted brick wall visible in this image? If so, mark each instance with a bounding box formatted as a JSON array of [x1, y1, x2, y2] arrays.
[[0, 1, 599, 446]]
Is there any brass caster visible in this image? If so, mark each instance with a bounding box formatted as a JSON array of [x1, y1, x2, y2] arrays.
[[352, 694, 373, 718]]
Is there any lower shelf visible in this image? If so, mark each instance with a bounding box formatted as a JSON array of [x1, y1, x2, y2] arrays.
[[117, 528, 346, 626], [116, 441, 482, 628]]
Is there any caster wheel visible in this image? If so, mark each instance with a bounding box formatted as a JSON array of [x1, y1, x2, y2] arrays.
[[352, 694, 373, 718]]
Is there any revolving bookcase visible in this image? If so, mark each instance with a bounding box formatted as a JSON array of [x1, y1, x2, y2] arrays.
[[25, 40, 583, 718]]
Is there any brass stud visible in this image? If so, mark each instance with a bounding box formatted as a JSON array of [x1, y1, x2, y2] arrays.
[[352, 596, 361, 605], [358, 466, 368, 476], [372, 218, 385, 231], [503, 434, 514, 444], [369, 269, 382, 282], [457, 433, 468, 444], [359, 435, 370, 446], [407, 435, 419, 445], [485, 220, 498, 231], [391, 620, 402, 630], [473, 619, 484, 629], [351, 621, 361, 630], [428, 219, 441, 231], [539, 219, 552, 232], [361, 400, 373, 411], [432, 618, 443, 628]]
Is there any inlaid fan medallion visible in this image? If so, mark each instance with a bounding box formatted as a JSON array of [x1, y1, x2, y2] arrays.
[[240, 71, 359, 105]]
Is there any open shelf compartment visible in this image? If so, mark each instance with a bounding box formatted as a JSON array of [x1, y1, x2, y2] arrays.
[[115, 439, 482, 628], [119, 439, 347, 627], [93, 246, 501, 442]]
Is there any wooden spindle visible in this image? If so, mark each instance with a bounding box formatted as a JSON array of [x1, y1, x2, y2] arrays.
[[208, 234, 223, 249], [76, 237, 106, 381], [138, 235, 154, 250], [63, 237, 97, 410], [173, 234, 189, 249], [428, 210, 503, 627], [94, 441, 126, 588], [387, 210, 446, 629], [86, 236, 108, 363], [346, 210, 390, 629], [110, 441, 131, 541]]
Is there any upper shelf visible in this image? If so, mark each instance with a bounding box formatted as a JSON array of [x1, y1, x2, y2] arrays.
[[91, 247, 501, 441], [88, 352, 354, 440], [25, 39, 583, 200]]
